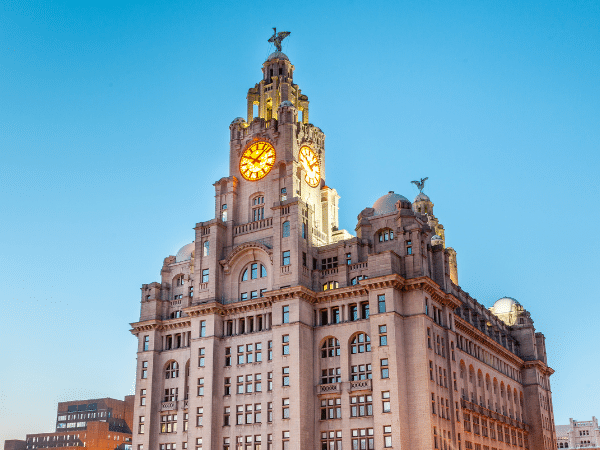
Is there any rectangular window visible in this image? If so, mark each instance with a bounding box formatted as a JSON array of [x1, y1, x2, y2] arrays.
[[200, 321, 206, 337], [282, 305, 289, 323], [141, 361, 148, 379], [245, 404, 253, 424], [138, 416, 145, 434], [360, 301, 370, 319], [302, 252, 307, 267], [320, 398, 342, 420], [382, 391, 391, 413], [380, 359, 389, 378], [160, 414, 178, 433], [237, 345, 245, 365], [332, 307, 340, 323], [225, 347, 231, 366], [349, 304, 358, 321], [321, 367, 342, 384], [140, 389, 146, 406], [224, 377, 231, 396], [198, 348, 205, 367], [268, 402, 273, 423], [268, 340, 273, 360], [282, 431, 290, 450], [282, 250, 290, 266], [268, 372, 273, 391], [282, 335, 289, 355], [350, 364, 372, 381], [282, 398, 290, 419], [197, 378, 204, 396], [351, 428, 374, 450], [246, 374, 253, 393], [255, 373, 262, 392], [346, 252, 352, 265], [379, 325, 388, 346], [282, 367, 290, 386], [321, 431, 342, 450], [202, 269, 209, 283], [143, 335, 149, 351], [195, 407, 203, 427], [254, 403, 262, 423], [237, 375, 244, 394], [378, 294, 386, 313], [350, 395, 373, 417], [383, 425, 392, 448], [255, 342, 262, 362]]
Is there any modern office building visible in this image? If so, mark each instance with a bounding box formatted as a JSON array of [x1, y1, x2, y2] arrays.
[[3, 396, 134, 450], [130, 35, 556, 450], [556, 418, 600, 449]]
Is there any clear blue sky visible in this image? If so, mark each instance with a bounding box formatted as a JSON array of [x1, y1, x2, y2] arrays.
[[1, 0, 599, 441]]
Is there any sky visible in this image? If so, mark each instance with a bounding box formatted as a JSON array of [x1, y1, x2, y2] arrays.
[[1, 0, 599, 441]]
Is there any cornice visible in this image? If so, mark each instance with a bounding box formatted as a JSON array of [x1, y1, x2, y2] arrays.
[[129, 318, 192, 334], [523, 359, 555, 376], [455, 316, 524, 368], [266, 285, 318, 303], [316, 285, 368, 302]]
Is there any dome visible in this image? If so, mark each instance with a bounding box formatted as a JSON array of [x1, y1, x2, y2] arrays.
[[266, 51, 289, 61], [431, 235, 443, 245], [175, 242, 195, 263], [280, 100, 294, 108], [372, 191, 409, 216], [492, 297, 521, 315], [231, 117, 246, 124], [414, 192, 430, 202]]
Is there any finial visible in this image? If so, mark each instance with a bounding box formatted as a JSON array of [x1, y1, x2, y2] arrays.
[[411, 177, 428, 193], [268, 27, 290, 52]]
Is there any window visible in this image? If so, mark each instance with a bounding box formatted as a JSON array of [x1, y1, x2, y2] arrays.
[[140, 389, 146, 406], [166, 361, 179, 379], [380, 359, 389, 378], [160, 414, 177, 433], [280, 187, 287, 201], [351, 275, 368, 285], [225, 347, 231, 366], [302, 222, 307, 239], [282, 305, 289, 323], [349, 304, 358, 321], [282, 367, 290, 386], [255, 373, 262, 392], [252, 196, 264, 221], [268, 341, 273, 360], [237, 375, 244, 394], [322, 281, 339, 291], [195, 438, 201, 450], [268, 402, 273, 423], [282, 398, 290, 419], [245, 404, 253, 424], [268, 372, 273, 391], [254, 403, 262, 423], [383, 426, 392, 448], [378, 294, 386, 313], [350, 333, 371, 353], [198, 348, 205, 367], [246, 374, 253, 393], [138, 416, 145, 434], [406, 240, 412, 255], [224, 377, 231, 396], [175, 275, 184, 286], [321, 257, 338, 269], [236, 405, 244, 425], [164, 387, 178, 402], [321, 398, 342, 420], [221, 204, 227, 222], [255, 343, 262, 362], [321, 431, 342, 450], [282, 221, 290, 237], [321, 368, 341, 384], [351, 428, 374, 450], [197, 378, 204, 396], [382, 391, 391, 412], [200, 321, 206, 337], [282, 251, 290, 266], [350, 364, 372, 380], [321, 338, 340, 357], [143, 335, 149, 351], [202, 269, 209, 283], [189, 286, 194, 297], [141, 361, 148, 379], [203, 241, 209, 256], [223, 438, 230, 450], [379, 325, 388, 346], [350, 395, 373, 417], [282, 335, 289, 355], [282, 431, 290, 450], [332, 307, 340, 323]]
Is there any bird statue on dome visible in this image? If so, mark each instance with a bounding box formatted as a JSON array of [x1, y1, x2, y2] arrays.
[[268, 27, 290, 52], [411, 177, 428, 193]]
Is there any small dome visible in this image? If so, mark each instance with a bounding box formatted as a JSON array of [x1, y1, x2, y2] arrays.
[[414, 192, 430, 202], [280, 100, 294, 108], [492, 297, 521, 315], [175, 242, 195, 263], [372, 191, 409, 216], [231, 117, 246, 124], [267, 51, 289, 61], [431, 235, 443, 245]]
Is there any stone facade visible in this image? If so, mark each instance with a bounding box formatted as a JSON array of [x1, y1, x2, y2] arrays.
[[129, 49, 556, 450], [556, 418, 600, 449]]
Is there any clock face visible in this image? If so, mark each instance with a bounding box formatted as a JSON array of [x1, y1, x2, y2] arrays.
[[299, 146, 321, 187], [239, 141, 276, 181]]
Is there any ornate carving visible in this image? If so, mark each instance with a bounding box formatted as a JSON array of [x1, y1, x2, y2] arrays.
[[411, 177, 428, 193], [268, 27, 290, 52]]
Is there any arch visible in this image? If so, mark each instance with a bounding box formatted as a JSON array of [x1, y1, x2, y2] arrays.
[[477, 369, 484, 387], [468, 365, 475, 383], [165, 360, 179, 379], [320, 336, 341, 358], [349, 332, 371, 354], [282, 220, 290, 238], [485, 373, 491, 391], [173, 274, 185, 287]]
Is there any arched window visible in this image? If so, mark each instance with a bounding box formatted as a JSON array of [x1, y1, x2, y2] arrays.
[[241, 262, 267, 282], [378, 229, 394, 242], [166, 361, 179, 379], [221, 204, 227, 222], [282, 221, 290, 238], [351, 275, 368, 285], [350, 333, 371, 354], [203, 241, 209, 256], [242, 269, 248, 281], [321, 338, 340, 358]]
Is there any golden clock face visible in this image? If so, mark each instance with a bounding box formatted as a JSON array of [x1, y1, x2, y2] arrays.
[[299, 146, 321, 187], [239, 141, 276, 181]]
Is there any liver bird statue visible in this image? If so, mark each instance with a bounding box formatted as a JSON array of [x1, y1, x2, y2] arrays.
[[411, 177, 428, 193], [268, 27, 290, 52]]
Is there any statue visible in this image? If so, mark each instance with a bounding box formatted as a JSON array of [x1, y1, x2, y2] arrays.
[[411, 177, 428, 193], [268, 27, 290, 52]]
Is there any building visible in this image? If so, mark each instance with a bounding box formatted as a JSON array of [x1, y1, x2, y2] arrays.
[[129, 36, 556, 450], [4, 397, 134, 450], [556, 418, 600, 449]]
